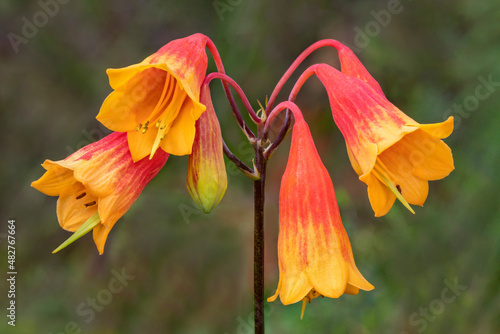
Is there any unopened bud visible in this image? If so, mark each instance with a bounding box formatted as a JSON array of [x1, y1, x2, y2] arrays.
[[186, 86, 227, 213]]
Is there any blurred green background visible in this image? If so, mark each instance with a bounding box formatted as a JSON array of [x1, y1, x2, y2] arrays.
[[1, 0, 500, 333]]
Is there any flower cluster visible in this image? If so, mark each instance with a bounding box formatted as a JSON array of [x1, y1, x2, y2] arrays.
[[32, 34, 454, 317]]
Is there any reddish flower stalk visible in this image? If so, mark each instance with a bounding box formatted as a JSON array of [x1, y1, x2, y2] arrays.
[[203, 72, 261, 126], [265, 39, 345, 113], [206, 39, 258, 139]]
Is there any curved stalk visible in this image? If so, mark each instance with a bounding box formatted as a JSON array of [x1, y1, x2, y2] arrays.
[[265, 39, 344, 113], [206, 39, 258, 140], [263, 67, 317, 158], [204, 72, 261, 142]]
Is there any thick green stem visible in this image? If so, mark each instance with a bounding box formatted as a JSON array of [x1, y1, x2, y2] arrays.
[[254, 144, 267, 334]]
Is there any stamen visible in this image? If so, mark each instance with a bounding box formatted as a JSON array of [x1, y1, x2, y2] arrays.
[[300, 289, 321, 320], [149, 87, 188, 159], [84, 201, 97, 207], [301, 300, 307, 320], [52, 212, 101, 254], [373, 160, 414, 214], [76, 192, 86, 200], [141, 121, 150, 134], [143, 74, 176, 127]]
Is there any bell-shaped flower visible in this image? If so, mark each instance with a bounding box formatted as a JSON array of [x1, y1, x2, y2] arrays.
[[186, 85, 227, 213], [314, 61, 454, 217], [31, 132, 168, 254], [96, 33, 209, 162], [268, 112, 374, 318]]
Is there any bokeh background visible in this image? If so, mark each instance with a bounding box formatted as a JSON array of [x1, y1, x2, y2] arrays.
[[1, 0, 500, 333]]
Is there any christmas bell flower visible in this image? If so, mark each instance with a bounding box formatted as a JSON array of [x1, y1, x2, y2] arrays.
[[314, 63, 454, 217], [268, 112, 374, 318], [96, 33, 209, 162], [31, 132, 168, 254], [186, 85, 227, 213]]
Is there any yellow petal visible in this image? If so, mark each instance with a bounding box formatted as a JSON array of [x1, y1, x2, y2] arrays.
[[97, 91, 140, 132], [347, 263, 375, 291], [97, 68, 168, 132], [93, 223, 112, 255], [344, 284, 360, 295], [278, 270, 311, 305], [267, 276, 282, 302], [362, 172, 396, 217], [127, 127, 157, 162], [305, 225, 348, 299], [410, 138, 455, 181], [106, 64, 157, 90], [31, 160, 75, 196], [97, 193, 125, 230], [160, 99, 200, 156], [56, 183, 98, 232], [379, 151, 429, 206], [419, 116, 454, 139]]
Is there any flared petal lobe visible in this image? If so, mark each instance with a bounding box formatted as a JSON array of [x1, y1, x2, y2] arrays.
[[96, 33, 209, 161], [314, 60, 454, 216], [268, 113, 373, 315], [31, 132, 169, 254], [186, 85, 227, 213]]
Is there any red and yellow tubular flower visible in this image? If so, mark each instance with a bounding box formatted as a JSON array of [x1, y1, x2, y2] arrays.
[[186, 85, 227, 213], [31, 132, 168, 254], [96, 33, 209, 162], [314, 61, 454, 217], [268, 112, 374, 318]]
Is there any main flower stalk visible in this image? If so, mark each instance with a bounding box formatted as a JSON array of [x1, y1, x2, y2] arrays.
[[253, 141, 267, 334]]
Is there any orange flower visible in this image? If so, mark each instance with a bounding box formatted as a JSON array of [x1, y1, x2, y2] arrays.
[[268, 113, 373, 318], [186, 85, 227, 213], [314, 59, 454, 217], [31, 132, 168, 254], [96, 33, 209, 162]]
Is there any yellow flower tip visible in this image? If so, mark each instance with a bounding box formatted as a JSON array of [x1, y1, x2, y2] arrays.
[[419, 116, 454, 139], [266, 296, 276, 303], [267, 290, 279, 303]]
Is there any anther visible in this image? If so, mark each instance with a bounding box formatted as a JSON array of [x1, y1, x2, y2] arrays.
[[76, 192, 86, 200], [159, 124, 166, 130], [136, 123, 142, 131], [141, 121, 150, 134], [84, 201, 97, 207], [396, 185, 402, 194], [160, 134, 166, 140], [156, 120, 161, 129]]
